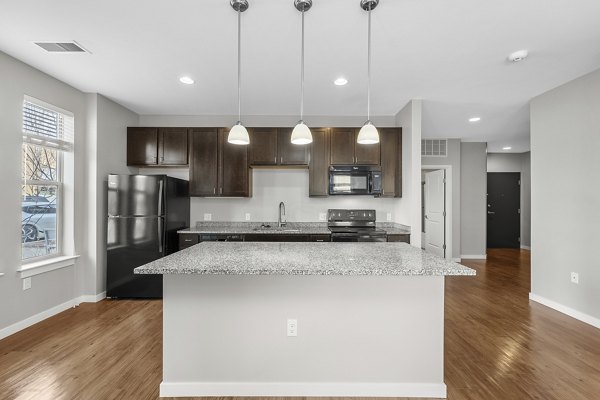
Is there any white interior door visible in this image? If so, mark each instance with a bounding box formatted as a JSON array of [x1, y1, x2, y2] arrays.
[[425, 170, 446, 257]]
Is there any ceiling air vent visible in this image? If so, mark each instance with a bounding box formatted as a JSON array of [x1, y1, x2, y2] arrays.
[[422, 139, 448, 157], [34, 41, 87, 53]]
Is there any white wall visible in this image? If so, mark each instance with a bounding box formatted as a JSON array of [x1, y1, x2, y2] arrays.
[[422, 139, 461, 259], [395, 100, 422, 246], [487, 152, 531, 247], [530, 68, 600, 322], [460, 142, 487, 257], [0, 51, 87, 332]]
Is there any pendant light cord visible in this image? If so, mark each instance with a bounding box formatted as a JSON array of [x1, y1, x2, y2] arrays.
[[300, 8, 305, 122], [367, 2, 372, 122], [237, 8, 242, 124]]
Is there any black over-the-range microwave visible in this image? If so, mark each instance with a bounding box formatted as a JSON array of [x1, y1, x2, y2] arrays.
[[328, 165, 382, 196]]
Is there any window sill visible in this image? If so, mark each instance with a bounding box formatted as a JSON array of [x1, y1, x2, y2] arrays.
[[18, 255, 80, 278]]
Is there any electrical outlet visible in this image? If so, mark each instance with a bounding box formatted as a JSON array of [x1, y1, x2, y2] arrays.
[[570, 272, 579, 284], [287, 319, 298, 337], [23, 277, 32, 291], [319, 213, 327, 221], [203, 213, 212, 221], [386, 212, 392, 221], [245, 213, 251, 221]]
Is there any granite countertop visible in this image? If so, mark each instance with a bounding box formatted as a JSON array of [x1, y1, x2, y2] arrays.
[[178, 222, 410, 236], [179, 222, 331, 235], [135, 242, 474, 276]]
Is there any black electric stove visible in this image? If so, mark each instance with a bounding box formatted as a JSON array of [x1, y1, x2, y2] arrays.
[[327, 209, 387, 242]]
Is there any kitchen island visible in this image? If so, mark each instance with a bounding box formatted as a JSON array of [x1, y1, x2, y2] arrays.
[[135, 242, 474, 398]]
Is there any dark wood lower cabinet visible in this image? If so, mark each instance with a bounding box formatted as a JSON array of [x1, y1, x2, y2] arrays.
[[179, 234, 200, 250], [387, 234, 410, 243]]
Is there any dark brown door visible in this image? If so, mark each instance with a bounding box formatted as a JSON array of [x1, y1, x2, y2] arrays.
[[219, 129, 250, 197], [277, 128, 309, 165], [355, 130, 381, 165], [487, 173, 520, 248], [330, 128, 355, 165], [127, 127, 158, 165], [159, 128, 188, 165], [309, 128, 330, 196], [379, 128, 399, 197], [189, 128, 219, 196], [249, 128, 278, 165]]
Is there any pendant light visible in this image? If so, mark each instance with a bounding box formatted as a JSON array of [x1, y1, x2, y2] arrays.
[[357, 0, 380, 144], [228, 0, 250, 145], [290, 0, 313, 145]]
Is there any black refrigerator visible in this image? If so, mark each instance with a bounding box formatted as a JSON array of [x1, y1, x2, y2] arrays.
[[106, 174, 189, 298]]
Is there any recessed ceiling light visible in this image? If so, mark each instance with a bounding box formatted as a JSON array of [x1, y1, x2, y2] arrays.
[[508, 50, 528, 62], [502, 146, 512, 150], [334, 77, 348, 86], [179, 76, 194, 85], [469, 117, 481, 122]]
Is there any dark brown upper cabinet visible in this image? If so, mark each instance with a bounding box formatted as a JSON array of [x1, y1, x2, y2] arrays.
[[189, 128, 219, 197], [159, 128, 189, 165], [127, 127, 188, 166], [329, 128, 380, 165], [249, 128, 278, 165], [127, 127, 158, 166], [248, 128, 309, 167], [277, 128, 309, 165], [219, 128, 251, 197], [309, 128, 330, 197], [189, 128, 250, 197], [379, 128, 402, 198]]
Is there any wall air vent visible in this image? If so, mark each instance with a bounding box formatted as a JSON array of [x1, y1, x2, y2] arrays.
[[421, 139, 448, 157], [34, 41, 87, 53]]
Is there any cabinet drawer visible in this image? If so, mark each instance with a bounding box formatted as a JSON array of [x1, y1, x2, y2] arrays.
[[311, 234, 331, 242], [387, 234, 410, 243], [179, 234, 200, 250]]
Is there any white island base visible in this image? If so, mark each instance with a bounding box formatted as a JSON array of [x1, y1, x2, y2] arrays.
[[160, 274, 446, 398]]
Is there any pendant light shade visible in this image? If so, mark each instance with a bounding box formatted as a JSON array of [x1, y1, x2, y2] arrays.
[[229, 122, 250, 145], [291, 121, 312, 145], [228, 0, 250, 145], [357, 0, 380, 145], [291, 0, 313, 145], [357, 121, 379, 144]]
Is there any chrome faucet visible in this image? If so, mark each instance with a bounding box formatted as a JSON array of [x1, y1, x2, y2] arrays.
[[278, 202, 287, 227]]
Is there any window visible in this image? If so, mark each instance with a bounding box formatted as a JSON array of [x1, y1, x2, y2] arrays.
[[21, 98, 73, 261]]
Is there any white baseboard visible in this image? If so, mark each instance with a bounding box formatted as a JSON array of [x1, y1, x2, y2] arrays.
[[460, 254, 487, 260], [520, 245, 531, 250], [0, 292, 106, 341], [452, 258, 461, 262], [159, 382, 447, 398], [77, 291, 106, 304], [529, 293, 600, 330]]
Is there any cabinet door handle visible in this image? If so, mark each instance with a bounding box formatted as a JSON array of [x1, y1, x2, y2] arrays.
[[220, 187, 223, 195], [274, 156, 277, 163], [213, 188, 216, 195], [280, 156, 283, 164]]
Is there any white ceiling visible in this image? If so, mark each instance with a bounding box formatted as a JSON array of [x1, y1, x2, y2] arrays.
[[2, 0, 600, 152]]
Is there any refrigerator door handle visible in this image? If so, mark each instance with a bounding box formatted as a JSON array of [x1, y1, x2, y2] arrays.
[[158, 179, 164, 216], [158, 217, 164, 254]]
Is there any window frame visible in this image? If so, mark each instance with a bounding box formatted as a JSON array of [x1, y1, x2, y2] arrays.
[[20, 96, 72, 264]]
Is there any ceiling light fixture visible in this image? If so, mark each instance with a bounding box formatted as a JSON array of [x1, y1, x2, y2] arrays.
[[179, 76, 195, 85], [334, 77, 348, 86], [357, 0, 380, 145], [228, 0, 250, 145], [508, 50, 528, 63], [502, 146, 512, 150], [469, 117, 481, 122], [291, 0, 313, 145]]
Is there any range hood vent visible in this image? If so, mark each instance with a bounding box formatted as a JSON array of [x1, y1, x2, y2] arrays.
[[35, 41, 87, 53]]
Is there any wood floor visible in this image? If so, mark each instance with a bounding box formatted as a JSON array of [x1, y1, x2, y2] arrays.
[[1, 249, 599, 400]]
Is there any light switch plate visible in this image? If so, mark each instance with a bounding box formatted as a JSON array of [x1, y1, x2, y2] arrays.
[[23, 277, 32, 291], [245, 213, 251, 221], [203, 213, 212, 221], [386, 213, 392, 221], [287, 319, 298, 337], [571, 272, 579, 284], [319, 213, 327, 221]]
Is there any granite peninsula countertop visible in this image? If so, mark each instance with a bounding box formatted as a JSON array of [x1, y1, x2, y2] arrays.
[[178, 222, 410, 236], [135, 242, 474, 276]]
